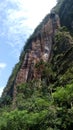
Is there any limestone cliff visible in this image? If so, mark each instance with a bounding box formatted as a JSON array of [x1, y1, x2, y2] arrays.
[[2, 0, 73, 107], [2, 13, 60, 101], [15, 13, 60, 85], [11, 13, 60, 105]]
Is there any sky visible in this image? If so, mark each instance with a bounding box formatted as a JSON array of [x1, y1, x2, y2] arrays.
[[0, 0, 57, 96]]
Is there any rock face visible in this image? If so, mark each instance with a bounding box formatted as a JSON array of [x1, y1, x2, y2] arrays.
[[15, 13, 60, 85], [11, 13, 60, 106], [59, 0, 73, 31], [1, 13, 60, 107]]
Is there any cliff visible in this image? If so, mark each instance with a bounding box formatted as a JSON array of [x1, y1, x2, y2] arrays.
[[2, 13, 60, 100], [15, 13, 60, 84], [0, 0, 73, 130], [53, 0, 73, 32], [1, 0, 73, 105]]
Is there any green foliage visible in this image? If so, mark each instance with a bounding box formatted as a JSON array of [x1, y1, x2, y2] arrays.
[[53, 83, 73, 108], [0, 95, 12, 107], [51, 29, 73, 87], [0, 109, 48, 130], [16, 82, 50, 111], [1, 81, 73, 130]]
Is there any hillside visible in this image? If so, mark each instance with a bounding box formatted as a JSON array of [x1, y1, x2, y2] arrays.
[[0, 0, 73, 130]]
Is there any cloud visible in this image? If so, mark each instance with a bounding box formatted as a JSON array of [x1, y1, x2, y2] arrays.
[[0, 63, 7, 69], [0, 63, 7, 96], [0, 0, 56, 59], [0, 0, 32, 59], [0, 87, 4, 97], [0, 63, 7, 83]]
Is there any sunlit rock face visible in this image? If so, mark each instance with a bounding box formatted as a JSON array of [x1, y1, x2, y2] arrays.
[[12, 13, 60, 107], [15, 13, 60, 86], [2, 13, 60, 107]]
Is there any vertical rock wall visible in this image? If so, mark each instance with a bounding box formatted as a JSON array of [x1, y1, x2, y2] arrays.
[[12, 13, 60, 107], [15, 13, 60, 85]]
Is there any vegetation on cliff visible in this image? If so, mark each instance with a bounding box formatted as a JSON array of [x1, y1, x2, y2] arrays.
[[0, 82, 73, 130]]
